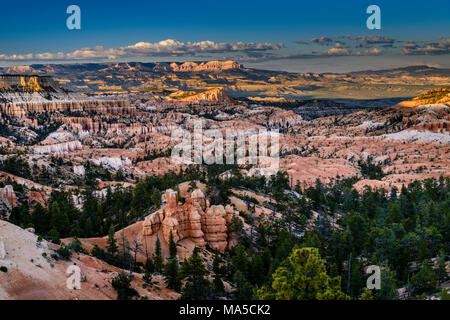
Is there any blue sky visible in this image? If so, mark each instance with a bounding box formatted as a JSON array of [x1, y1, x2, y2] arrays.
[[0, 0, 449, 72]]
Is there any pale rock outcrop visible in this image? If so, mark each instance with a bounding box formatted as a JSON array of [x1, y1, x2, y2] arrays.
[[91, 157, 132, 171], [0, 100, 133, 118], [73, 165, 85, 177], [0, 185, 17, 210], [72, 194, 84, 210], [0, 237, 6, 260], [34, 140, 83, 154]]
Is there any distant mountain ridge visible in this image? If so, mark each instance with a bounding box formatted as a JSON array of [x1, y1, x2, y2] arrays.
[[0, 60, 244, 75], [1, 62, 449, 103]]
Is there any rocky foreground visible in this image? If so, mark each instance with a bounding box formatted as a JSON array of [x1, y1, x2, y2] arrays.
[[0, 220, 178, 300]]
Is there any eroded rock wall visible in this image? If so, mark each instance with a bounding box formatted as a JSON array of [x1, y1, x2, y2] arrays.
[[143, 189, 236, 253]]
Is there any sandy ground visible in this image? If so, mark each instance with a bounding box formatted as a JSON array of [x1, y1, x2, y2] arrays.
[[0, 220, 178, 300]]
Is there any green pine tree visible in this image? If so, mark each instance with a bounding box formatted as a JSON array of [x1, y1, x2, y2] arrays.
[[106, 225, 118, 255], [180, 247, 212, 300], [154, 237, 163, 273], [258, 247, 348, 300], [164, 257, 181, 292], [169, 231, 177, 259]]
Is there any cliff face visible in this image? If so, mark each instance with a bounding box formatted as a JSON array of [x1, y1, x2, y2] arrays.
[[34, 140, 83, 155], [170, 87, 234, 103], [169, 60, 243, 72], [395, 86, 450, 108], [0, 75, 133, 117], [0, 75, 61, 93], [143, 189, 236, 253], [0, 99, 133, 118]]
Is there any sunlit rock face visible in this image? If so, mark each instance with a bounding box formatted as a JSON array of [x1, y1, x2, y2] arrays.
[[0, 100, 133, 118], [169, 60, 243, 72], [0, 75, 133, 117], [142, 189, 235, 253]]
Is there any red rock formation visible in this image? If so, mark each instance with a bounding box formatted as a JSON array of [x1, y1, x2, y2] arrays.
[[143, 189, 235, 253], [169, 60, 243, 72]]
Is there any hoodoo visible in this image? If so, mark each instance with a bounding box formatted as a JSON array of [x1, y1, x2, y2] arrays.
[[143, 189, 236, 253]]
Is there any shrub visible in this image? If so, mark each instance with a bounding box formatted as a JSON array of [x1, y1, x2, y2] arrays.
[[441, 288, 450, 300], [112, 273, 138, 300], [0, 266, 7, 273], [56, 245, 72, 260], [70, 238, 85, 253]]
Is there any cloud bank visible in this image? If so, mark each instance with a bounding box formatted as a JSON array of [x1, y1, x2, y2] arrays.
[[1, 36, 448, 64], [401, 38, 450, 55], [0, 39, 283, 61]]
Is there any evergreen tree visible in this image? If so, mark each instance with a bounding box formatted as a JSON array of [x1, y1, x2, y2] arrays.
[[375, 267, 399, 300], [410, 261, 437, 296], [212, 254, 227, 278], [232, 245, 249, 276], [95, 202, 104, 235], [437, 252, 448, 284], [106, 225, 118, 255], [258, 247, 348, 300], [180, 248, 212, 300], [232, 270, 254, 299], [112, 273, 138, 300], [31, 203, 49, 234], [213, 276, 225, 298], [440, 288, 450, 300], [118, 209, 126, 229], [164, 257, 181, 292], [249, 255, 265, 286], [169, 231, 177, 259], [150, 187, 161, 207], [361, 288, 374, 300], [348, 255, 365, 298], [118, 230, 131, 270], [154, 237, 163, 273], [50, 202, 70, 237], [145, 257, 155, 273], [130, 181, 150, 218], [84, 217, 94, 238]]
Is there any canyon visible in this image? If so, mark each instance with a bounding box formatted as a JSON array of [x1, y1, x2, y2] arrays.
[[2, 62, 449, 104], [0, 66, 448, 300]]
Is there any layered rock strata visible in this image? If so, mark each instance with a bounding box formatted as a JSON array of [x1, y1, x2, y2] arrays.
[[143, 189, 235, 252]]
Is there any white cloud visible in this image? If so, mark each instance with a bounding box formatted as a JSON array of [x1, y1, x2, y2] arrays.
[[401, 38, 450, 55], [0, 39, 284, 61], [322, 47, 351, 56]]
